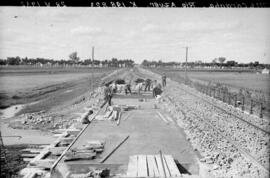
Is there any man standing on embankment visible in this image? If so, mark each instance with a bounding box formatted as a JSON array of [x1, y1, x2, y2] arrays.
[[100, 82, 113, 108], [162, 73, 166, 87]]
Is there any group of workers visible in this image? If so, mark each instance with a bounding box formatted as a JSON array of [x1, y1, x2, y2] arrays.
[[100, 73, 167, 108]]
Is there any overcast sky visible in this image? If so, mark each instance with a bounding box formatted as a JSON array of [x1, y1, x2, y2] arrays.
[[0, 7, 269, 64]]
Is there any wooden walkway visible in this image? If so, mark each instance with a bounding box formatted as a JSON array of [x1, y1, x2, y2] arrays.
[[126, 155, 182, 178]]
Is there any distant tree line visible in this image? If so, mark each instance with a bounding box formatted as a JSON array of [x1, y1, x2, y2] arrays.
[[0, 55, 134, 68], [141, 57, 269, 69]]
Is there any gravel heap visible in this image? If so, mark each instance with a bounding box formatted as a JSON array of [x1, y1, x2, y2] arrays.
[[160, 82, 269, 178], [187, 85, 270, 133]]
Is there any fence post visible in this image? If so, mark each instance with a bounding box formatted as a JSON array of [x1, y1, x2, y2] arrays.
[[250, 100, 253, 114], [234, 95, 237, 107], [228, 93, 231, 105], [260, 102, 263, 118], [213, 88, 216, 98], [222, 91, 225, 102], [242, 96, 245, 111]]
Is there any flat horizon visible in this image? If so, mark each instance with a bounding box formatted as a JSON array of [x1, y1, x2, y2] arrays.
[[0, 8, 269, 64]]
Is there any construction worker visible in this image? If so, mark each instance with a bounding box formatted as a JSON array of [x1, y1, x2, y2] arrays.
[[100, 82, 113, 108], [124, 83, 132, 95], [162, 73, 166, 87], [153, 83, 162, 98], [144, 79, 151, 92], [152, 80, 157, 90], [154, 84, 163, 103]]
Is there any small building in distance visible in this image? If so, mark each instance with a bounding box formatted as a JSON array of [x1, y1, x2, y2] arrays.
[[261, 68, 270, 74]]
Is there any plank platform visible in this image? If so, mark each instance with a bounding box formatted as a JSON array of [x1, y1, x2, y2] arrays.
[[126, 155, 181, 178]]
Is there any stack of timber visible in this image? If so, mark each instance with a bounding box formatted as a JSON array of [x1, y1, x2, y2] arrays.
[[21, 147, 44, 162], [126, 155, 182, 178], [64, 140, 105, 162], [20, 126, 85, 177]]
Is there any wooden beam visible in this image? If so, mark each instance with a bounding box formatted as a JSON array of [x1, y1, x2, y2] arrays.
[[147, 155, 160, 177], [49, 147, 66, 156], [21, 153, 38, 158], [100, 135, 129, 163], [137, 155, 147, 177], [126, 155, 138, 177], [156, 111, 169, 124], [163, 155, 181, 177], [117, 112, 122, 126], [154, 155, 165, 177], [21, 149, 41, 153]]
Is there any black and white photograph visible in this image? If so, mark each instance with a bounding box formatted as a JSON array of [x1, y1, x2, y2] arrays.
[[0, 6, 269, 178]]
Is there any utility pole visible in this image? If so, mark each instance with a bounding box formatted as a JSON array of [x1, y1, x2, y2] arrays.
[[184, 46, 189, 84], [91, 46, 94, 90], [92, 46, 95, 65]]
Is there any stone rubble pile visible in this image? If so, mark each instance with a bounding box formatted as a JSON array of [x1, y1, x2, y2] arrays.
[[11, 85, 106, 131], [160, 84, 269, 178]]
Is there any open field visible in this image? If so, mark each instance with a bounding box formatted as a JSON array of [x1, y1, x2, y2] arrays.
[[150, 68, 270, 94], [0, 66, 115, 75], [0, 67, 116, 110]]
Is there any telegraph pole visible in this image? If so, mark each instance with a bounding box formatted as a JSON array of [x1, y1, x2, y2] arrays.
[[184, 46, 189, 84], [91, 46, 95, 90], [92, 46, 95, 61]]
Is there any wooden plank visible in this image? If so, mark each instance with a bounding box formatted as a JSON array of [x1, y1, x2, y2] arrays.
[[156, 111, 169, 124], [104, 110, 113, 118], [161, 155, 171, 177], [23, 172, 37, 178], [155, 155, 170, 177], [137, 155, 148, 177], [23, 158, 32, 162], [38, 145, 49, 148], [117, 112, 122, 126], [66, 129, 80, 136], [108, 110, 117, 120], [154, 155, 165, 177], [63, 152, 96, 162], [49, 147, 66, 156], [29, 150, 50, 165], [21, 153, 38, 158], [127, 155, 138, 177], [164, 155, 182, 177], [22, 149, 41, 153], [165, 115, 173, 122], [160, 152, 171, 178], [29, 159, 55, 169], [100, 135, 129, 163], [20, 167, 45, 176], [147, 155, 160, 177]]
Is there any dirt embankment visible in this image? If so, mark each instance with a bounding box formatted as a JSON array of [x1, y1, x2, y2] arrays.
[[3, 68, 127, 131]]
